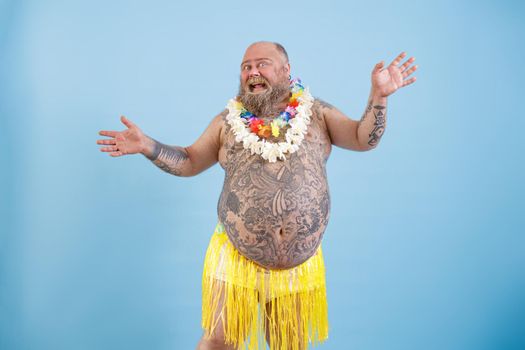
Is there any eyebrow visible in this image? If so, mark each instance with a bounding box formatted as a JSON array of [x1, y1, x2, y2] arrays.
[[240, 57, 273, 67]]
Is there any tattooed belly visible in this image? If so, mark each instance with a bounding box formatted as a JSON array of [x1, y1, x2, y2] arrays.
[[217, 177, 331, 270]]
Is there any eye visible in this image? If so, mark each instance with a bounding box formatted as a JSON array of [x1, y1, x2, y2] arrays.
[[257, 62, 268, 68], [242, 65, 251, 71]]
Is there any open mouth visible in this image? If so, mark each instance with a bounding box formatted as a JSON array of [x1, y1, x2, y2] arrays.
[[250, 83, 267, 92], [247, 78, 269, 93]]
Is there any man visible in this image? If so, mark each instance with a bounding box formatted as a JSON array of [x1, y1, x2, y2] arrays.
[[97, 41, 417, 350]]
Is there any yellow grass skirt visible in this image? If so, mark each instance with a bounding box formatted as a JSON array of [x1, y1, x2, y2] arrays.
[[201, 222, 328, 350]]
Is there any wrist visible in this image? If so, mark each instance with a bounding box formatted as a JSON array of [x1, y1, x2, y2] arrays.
[[370, 88, 388, 102], [141, 136, 156, 159]]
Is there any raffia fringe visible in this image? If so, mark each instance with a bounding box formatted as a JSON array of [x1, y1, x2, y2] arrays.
[[201, 223, 328, 350]]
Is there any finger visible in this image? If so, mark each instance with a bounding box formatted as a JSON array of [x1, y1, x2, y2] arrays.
[[402, 65, 418, 78], [100, 146, 119, 152], [110, 151, 123, 157], [373, 61, 384, 72], [402, 77, 417, 87], [389, 52, 407, 67], [97, 139, 116, 145], [99, 130, 118, 138], [399, 57, 416, 71], [120, 115, 135, 129]]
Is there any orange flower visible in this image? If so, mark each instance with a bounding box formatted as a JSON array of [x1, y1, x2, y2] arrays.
[[289, 100, 299, 108], [257, 125, 272, 138]]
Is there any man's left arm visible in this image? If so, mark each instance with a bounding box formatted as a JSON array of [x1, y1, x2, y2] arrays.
[[321, 52, 418, 151]]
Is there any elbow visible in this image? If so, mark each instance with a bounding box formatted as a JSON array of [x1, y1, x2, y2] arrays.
[[357, 132, 384, 151], [178, 171, 195, 178], [357, 145, 376, 152], [181, 147, 216, 177], [356, 139, 379, 152], [181, 147, 198, 177]]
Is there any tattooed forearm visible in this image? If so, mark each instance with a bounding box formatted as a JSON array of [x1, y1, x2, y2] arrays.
[[367, 105, 386, 146], [145, 139, 190, 176], [358, 95, 387, 148], [359, 99, 373, 124]]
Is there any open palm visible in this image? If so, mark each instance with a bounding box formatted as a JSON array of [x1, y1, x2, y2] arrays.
[[372, 52, 418, 97], [97, 116, 146, 157]]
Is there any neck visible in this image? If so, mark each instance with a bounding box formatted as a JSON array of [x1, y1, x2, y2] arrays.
[[276, 92, 291, 111]]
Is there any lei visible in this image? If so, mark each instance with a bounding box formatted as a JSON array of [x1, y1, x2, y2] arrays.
[[226, 78, 313, 163]]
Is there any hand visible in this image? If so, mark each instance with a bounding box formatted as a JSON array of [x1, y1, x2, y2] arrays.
[[97, 116, 147, 157], [371, 52, 418, 98]]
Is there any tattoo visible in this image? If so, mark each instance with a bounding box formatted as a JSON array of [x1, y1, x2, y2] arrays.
[[316, 98, 335, 110], [146, 140, 189, 176], [217, 106, 331, 269], [310, 99, 332, 123], [225, 192, 240, 214], [359, 99, 373, 124], [367, 105, 386, 146], [218, 109, 229, 121]]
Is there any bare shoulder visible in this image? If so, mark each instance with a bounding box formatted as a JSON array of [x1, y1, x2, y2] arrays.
[[312, 97, 365, 151], [313, 97, 351, 123], [216, 109, 228, 148], [311, 97, 338, 133], [187, 109, 227, 155], [315, 98, 337, 111]]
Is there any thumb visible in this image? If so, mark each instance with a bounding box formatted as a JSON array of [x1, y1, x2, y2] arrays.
[[120, 115, 135, 129], [373, 61, 385, 72]]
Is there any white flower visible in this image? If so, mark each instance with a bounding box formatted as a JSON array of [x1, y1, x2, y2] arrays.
[[261, 142, 283, 163], [225, 88, 313, 163], [243, 133, 262, 154], [286, 132, 303, 145]]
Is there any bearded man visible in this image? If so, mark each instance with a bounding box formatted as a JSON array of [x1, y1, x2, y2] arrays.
[[97, 41, 418, 350]]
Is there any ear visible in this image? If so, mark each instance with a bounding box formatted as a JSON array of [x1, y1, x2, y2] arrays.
[[284, 63, 291, 76]]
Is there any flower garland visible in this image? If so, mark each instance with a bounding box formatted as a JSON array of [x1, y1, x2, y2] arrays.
[[226, 78, 313, 163], [239, 78, 306, 139]]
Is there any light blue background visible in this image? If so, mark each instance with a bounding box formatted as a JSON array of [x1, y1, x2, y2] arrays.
[[1, 0, 524, 349]]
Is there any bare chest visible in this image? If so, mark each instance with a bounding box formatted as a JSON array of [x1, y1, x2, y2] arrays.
[[216, 109, 333, 268]]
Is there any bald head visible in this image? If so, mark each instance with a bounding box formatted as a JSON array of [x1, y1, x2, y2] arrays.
[[244, 41, 289, 64]]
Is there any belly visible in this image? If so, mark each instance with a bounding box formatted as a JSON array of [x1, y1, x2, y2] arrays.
[[217, 155, 330, 269]]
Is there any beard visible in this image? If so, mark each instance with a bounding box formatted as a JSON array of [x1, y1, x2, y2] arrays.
[[238, 76, 290, 118]]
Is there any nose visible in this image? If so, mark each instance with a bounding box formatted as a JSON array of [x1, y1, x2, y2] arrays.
[[248, 66, 260, 78]]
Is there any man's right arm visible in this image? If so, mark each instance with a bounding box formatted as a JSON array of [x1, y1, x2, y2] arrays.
[[141, 112, 224, 177]]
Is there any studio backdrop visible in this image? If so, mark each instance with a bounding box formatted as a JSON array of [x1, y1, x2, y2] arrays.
[[0, 0, 523, 349]]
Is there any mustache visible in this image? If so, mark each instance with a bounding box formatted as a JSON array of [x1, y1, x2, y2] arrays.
[[246, 76, 269, 86]]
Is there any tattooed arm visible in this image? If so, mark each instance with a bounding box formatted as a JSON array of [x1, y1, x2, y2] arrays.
[[142, 112, 224, 177], [357, 90, 388, 149], [318, 90, 387, 151], [97, 112, 224, 177], [142, 138, 192, 176], [320, 52, 418, 151]]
